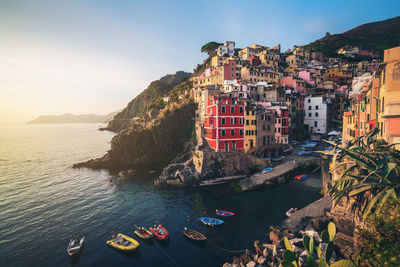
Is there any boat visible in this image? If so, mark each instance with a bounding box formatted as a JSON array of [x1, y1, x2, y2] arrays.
[[67, 236, 85, 256], [298, 150, 312, 156], [282, 147, 293, 154], [134, 225, 153, 240], [271, 156, 284, 162], [199, 217, 224, 226], [286, 208, 298, 217], [150, 224, 169, 240], [294, 174, 309, 181], [262, 167, 273, 173], [183, 228, 207, 241], [216, 210, 235, 217], [107, 233, 140, 251]]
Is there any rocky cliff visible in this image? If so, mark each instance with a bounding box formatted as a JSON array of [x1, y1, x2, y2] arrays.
[[105, 71, 192, 132], [74, 101, 197, 169]]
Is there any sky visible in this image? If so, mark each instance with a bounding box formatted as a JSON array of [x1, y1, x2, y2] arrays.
[[1, 0, 399, 124]]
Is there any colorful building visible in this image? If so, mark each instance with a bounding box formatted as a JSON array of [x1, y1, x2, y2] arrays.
[[244, 104, 257, 153], [204, 96, 245, 152]]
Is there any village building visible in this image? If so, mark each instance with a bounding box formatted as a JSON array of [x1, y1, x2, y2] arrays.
[[204, 95, 245, 152], [304, 96, 331, 134]]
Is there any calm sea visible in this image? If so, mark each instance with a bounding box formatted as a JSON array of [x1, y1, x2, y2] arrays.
[[0, 124, 322, 267]]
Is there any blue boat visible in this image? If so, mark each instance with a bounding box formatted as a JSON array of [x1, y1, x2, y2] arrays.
[[262, 167, 273, 173], [199, 217, 224, 226]]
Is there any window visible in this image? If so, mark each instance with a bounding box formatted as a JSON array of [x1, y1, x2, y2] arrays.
[[246, 120, 249, 125], [222, 118, 226, 124], [315, 112, 318, 117], [308, 99, 311, 103], [267, 125, 271, 130], [278, 128, 281, 133], [314, 121, 317, 127], [315, 105, 318, 110], [246, 110, 249, 115], [309, 113, 311, 117], [239, 129, 243, 136], [240, 107, 243, 113], [222, 130, 226, 136], [222, 106, 226, 113], [308, 106, 311, 110], [231, 130, 234, 136], [262, 125, 266, 130]]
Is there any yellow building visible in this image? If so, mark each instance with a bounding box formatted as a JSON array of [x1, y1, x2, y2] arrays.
[[211, 55, 227, 68], [257, 51, 278, 69], [245, 106, 257, 153], [241, 66, 279, 84], [376, 46, 400, 146]]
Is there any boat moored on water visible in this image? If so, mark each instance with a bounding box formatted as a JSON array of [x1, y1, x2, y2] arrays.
[[271, 156, 284, 162], [294, 174, 309, 181], [107, 233, 140, 251], [262, 167, 273, 173], [134, 225, 153, 240], [67, 236, 85, 256], [183, 228, 207, 241], [199, 217, 224, 226], [150, 224, 169, 240], [286, 208, 298, 217], [216, 210, 235, 217]]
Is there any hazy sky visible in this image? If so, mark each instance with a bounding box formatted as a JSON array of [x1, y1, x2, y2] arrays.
[[1, 0, 399, 123]]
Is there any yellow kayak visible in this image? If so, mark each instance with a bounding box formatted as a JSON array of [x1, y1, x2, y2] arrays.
[[107, 233, 140, 251]]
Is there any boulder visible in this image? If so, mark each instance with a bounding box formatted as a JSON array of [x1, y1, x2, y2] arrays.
[[246, 261, 256, 267]]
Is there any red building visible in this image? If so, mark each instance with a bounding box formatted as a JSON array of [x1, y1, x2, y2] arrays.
[[204, 96, 245, 151]]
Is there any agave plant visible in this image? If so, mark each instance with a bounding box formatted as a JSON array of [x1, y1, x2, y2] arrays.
[[323, 128, 400, 218], [281, 222, 354, 267]]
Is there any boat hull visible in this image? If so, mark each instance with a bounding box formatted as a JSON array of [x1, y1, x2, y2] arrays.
[[199, 217, 224, 226], [216, 210, 235, 217], [150, 225, 169, 240], [183, 229, 206, 241], [107, 234, 140, 251]]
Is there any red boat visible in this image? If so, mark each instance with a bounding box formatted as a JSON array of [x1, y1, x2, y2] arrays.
[[150, 224, 169, 240], [216, 210, 235, 217]]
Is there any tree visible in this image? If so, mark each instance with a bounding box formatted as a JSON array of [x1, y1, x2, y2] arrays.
[[201, 41, 222, 56]]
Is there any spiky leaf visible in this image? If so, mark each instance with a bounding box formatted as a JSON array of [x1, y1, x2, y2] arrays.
[[328, 222, 336, 241], [321, 230, 330, 243], [330, 259, 356, 267], [325, 241, 334, 262], [283, 250, 297, 262], [284, 237, 293, 251], [316, 247, 323, 259], [307, 255, 317, 267], [318, 260, 329, 267], [281, 260, 296, 267]]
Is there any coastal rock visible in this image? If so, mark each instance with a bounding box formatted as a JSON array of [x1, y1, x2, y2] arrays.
[[269, 231, 279, 243], [74, 102, 197, 169], [245, 261, 255, 267]]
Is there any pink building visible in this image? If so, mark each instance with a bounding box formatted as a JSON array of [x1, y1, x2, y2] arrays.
[[279, 76, 306, 91], [257, 102, 290, 145], [298, 70, 315, 86]]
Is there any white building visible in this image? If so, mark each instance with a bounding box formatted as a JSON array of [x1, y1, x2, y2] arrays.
[[304, 96, 331, 134], [217, 41, 235, 57]]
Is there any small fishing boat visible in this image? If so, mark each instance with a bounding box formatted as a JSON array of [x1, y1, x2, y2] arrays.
[[282, 147, 293, 154], [67, 236, 85, 256], [271, 156, 284, 162], [199, 217, 224, 226], [134, 225, 153, 240], [150, 224, 169, 240], [294, 174, 309, 181], [216, 210, 235, 217], [183, 228, 207, 241], [286, 208, 298, 217], [262, 167, 273, 173], [107, 233, 140, 251]]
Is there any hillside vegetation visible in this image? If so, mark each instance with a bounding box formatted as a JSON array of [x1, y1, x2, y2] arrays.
[[305, 16, 400, 57], [106, 71, 192, 132]]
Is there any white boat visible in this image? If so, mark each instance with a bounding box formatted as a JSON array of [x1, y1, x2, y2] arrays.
[[67, 236, 85, 256], [286, 208, 298, 217]]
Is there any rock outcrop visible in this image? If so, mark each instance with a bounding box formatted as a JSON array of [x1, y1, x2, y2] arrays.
[[154, 151, 267, 187], [74, 101, 197, 169]]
